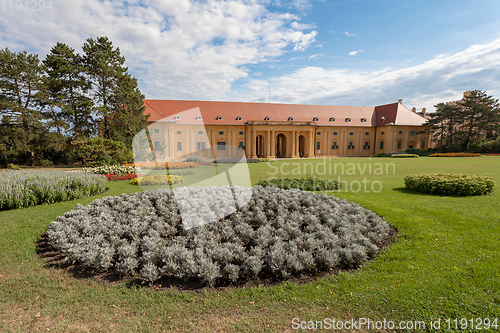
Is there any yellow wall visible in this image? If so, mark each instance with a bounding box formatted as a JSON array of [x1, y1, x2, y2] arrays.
[[147, 122, 432, 160]]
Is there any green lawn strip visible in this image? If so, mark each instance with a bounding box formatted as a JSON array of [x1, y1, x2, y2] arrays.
[[0, 157, 499, 332]]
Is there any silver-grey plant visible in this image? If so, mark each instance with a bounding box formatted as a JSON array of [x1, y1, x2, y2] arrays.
[[47, 186, 391, 286]]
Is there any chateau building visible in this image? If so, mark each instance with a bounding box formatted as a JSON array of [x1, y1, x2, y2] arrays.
[[143, 99, 431, 159]]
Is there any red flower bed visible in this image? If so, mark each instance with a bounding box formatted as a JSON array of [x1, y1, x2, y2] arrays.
[[104, 173, 145, 181], [486, 153, 500, 156]]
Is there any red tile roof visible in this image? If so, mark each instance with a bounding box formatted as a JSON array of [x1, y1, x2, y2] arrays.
[[144, 100, 428, 127]]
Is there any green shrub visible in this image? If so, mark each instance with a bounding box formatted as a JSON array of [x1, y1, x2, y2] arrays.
[[371, 153, 388, 157], [70, 137, 132, 166], [7, 163, 20, 170], [404, 173, 496, 196], [257, 177, 339, 191], [391, 154, 419, 158], [405, 148, 436, 156]]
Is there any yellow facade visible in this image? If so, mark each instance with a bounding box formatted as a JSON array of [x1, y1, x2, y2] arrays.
[[147, 121, 432, 160]]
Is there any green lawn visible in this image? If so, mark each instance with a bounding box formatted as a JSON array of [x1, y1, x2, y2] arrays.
[[0, 157, 499, 332]]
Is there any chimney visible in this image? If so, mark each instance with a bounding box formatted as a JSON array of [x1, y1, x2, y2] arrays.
[[422, 107, 426, 115], [412, 107, 416, 113], [398, 99, 403, 104]]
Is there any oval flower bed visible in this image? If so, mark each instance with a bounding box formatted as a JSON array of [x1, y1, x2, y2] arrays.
[[257, 177, 339, 191], [404, 173, 496, 196], [47, 186, 391, 286], [130, 175, 184, 186], [105, 173, 145, 181], [428, 153, 481, 157]]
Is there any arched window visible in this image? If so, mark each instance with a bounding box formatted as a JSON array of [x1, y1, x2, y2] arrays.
[[216, 115, 223, 120], [264, 116, 270, 121], [329, 117, 335, 122], [235, 116, 242, 121], [288, 117, 294, 121], [345, 118, 351, 122], [313, 117, 319, 121]]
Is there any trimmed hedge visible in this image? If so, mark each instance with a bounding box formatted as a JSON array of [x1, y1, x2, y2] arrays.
[[390, 154, 419, 158], [371, 153, 388, 157], [257, 177, 339, 191], [428, 153, 481, 157], [404, 173, 496, 196], [213, 158, 261, 163]]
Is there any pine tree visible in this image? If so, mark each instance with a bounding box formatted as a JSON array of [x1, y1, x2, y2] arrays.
[[83, 37, 126, 139], [43, 42, 94, 139], [0, 48, 46, 164], [108, 72, 149, 147]]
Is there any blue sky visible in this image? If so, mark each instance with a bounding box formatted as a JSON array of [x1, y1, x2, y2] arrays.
[[1, 0, 499, 111]]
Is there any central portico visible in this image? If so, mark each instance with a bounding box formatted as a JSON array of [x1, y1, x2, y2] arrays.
[[246, 120, 317, 158]]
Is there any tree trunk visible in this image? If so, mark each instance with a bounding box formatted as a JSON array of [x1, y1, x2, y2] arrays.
[[3, 155, 8, 168]]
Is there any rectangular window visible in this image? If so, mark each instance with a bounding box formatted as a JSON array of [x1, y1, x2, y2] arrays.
[[177, 142, 182, 150], [399, 131, 403, 134], [363, 142, 370, 149], [316, 142, 321, 150], [410, 131, 416, 136], [333, 132, 338, 135], [397, 141, 402, 150], [348, 142, 354, 149], [238, 142, 244, 150], [154, 141, 160, 151], [381, 131, 385, 135], [350, 132, 354, 135], [421, 140, 426, 149], [365, 132, 369, 135], [198, 131, 203, 135], [177, 131, 182, 134], [380, 141, 384, 149], [239, 131, 244, 135], [409, 145, 414, 149], [197, 142, 205, 150], [153, 129, 160, 133], [219, 131, 224, 135], [217, 142, 226, 150], [332, 141, 338, 149], [317, 132, 321, 135]]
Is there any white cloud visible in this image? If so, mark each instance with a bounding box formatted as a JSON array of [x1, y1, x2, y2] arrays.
[[0, 0, 318, 100], [236, 39, 500, 111], [348, 49, 362, 56], [345, 31, 357, 37], [308, 53, 324, 60]]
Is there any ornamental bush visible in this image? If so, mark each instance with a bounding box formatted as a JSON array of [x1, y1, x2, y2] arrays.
[[404, 174, 496, 196], [428, 153, 481, 157], [257, 177, 339, 191], [105, 173, 145, 181], [83, 165, 140, 175], [390, 154, 419, 158], [0, 170, 108, 211], [124, 162, 199, 170], [130, 175, 184, 186], [47, 186, 391, 286], [371, 153, 388, 157]]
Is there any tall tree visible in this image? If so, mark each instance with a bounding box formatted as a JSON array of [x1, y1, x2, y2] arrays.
[[108, 72, 149, 147], [429, 102, 462, 151], [0, 48, 46, 163], [457, 90, 499, 150], [83, 37, 126, 139], [42, 42, 94, 139]]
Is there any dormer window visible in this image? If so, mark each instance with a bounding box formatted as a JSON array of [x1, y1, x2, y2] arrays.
[[313, 117, 319, 121], [381, 117, 387, 122], [196, 116, 202, 120], [345, 118, 351, 122], [288, 117, 294, 121], [361, 118, 367, 122], [216, 115, 223, 120], [236, 116, 242, 121], [174, 115, 181, 120], [264, 116, 270, 121], [329, 117, 335, 122]]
